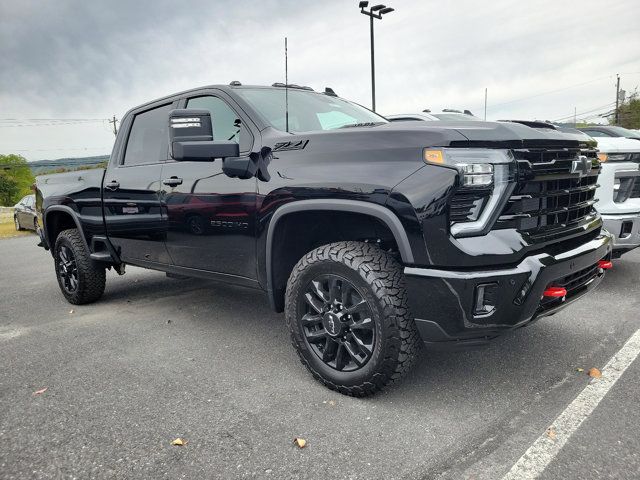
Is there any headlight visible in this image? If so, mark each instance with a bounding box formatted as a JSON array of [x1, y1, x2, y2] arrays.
[[424, 148, 516, 237], [598, 152, 639, 162]]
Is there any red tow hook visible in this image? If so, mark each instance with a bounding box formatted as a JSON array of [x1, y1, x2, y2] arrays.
[[543, 287, 567, 298], [598, 260, 613, 270]]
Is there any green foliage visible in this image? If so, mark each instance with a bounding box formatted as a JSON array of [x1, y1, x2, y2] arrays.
[[610, 94, 640, 129], [0, 154, 35, 206], [0, 174, 20, 206]]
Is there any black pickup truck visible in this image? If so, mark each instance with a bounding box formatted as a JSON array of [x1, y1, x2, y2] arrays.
[[36, 83, 612, 396]]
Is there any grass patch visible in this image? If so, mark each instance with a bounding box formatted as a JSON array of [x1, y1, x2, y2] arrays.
[[0, 220, 34, 239]]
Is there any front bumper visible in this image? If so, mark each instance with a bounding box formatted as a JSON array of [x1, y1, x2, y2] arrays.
[[404, 232, 612, 349], [601, 212, 640, 256]]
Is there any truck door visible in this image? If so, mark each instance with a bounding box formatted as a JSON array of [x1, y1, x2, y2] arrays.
[[102, 102, 174, 265], [160, 93, 258, 279]]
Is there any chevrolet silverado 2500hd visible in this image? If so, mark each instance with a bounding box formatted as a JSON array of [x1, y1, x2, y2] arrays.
[[36, 83, 612, 396]]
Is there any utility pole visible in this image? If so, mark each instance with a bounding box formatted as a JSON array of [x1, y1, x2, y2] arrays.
[[359, 2, 394, 112], [108, 115, 118, 136], [484, 88, 487, 121], [614, 74, 620, 125], [574, 107, 577, 127]]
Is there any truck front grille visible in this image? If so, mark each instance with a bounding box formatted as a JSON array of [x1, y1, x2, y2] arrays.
[[495, 148, 600, 241], [631, 178, 640, 198], [449, 188, 492, 222]]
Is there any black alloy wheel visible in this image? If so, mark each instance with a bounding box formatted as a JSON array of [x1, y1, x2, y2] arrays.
[[57, 245, 79, 294], [299, 274, 375, 372], [285, 241, 421, 397]]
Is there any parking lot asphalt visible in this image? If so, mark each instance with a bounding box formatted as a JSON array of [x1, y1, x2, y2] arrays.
[[1, 234, 639, 480]]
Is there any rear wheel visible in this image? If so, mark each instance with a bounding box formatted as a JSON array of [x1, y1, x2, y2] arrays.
[[285, 241, 420, 397], [54, 229, 106, 304]]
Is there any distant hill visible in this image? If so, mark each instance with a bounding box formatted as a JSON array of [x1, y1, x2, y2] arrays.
[[28, 155, 109, 175]]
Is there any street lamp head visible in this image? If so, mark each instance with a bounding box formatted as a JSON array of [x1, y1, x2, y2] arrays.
[[370, 4, 386, 11], [358, 1, 369, 8], [379, 7, 394, 14]]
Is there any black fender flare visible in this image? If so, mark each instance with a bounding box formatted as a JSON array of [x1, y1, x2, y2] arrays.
[[43, 205, 90, 256], [265, 199, 415, 310]]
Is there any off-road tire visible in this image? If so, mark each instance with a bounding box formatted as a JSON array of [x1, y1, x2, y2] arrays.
[[54, 228, 106, 305], [285, 241, 421, 397]]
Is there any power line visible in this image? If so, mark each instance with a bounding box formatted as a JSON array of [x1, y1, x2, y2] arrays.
[[0, 118, 108, 121], [475, 74, 615, 112], [0, 121, 107, 128], [552, 102, 616, 122]]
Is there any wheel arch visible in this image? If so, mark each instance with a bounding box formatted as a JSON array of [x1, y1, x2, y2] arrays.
[[265, 199, 415, 312], [44, 206, 90, 256]]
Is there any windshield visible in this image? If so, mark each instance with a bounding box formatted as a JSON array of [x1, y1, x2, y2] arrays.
[[432, 113, 483, 121], [235, 88, 387, 133], [607, 126, 640, 138]]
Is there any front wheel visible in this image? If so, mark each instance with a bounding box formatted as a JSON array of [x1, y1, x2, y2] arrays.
[[14, 216, 23, 231], [54, 229, 106, 304], [285, 241, 420, 397]]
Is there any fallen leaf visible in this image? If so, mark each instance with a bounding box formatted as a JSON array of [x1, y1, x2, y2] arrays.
[[69, 310, 74, 314], [546, 427, 557, 440], [328, 400, 336, 406], [293, 437, 307, 449], [171, 438, 186, 446], [576, 368, 584, 373], [588, 368, 602, 379], [33, 387, 48, 395]]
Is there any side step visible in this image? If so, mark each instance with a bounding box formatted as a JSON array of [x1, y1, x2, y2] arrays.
[[90, 251, 114, 262], [90, 235, 121, 264]]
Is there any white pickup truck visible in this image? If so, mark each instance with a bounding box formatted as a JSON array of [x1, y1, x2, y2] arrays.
[[594, 137, 640, 257]]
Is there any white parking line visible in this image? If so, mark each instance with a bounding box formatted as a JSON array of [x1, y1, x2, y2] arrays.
[[502, 328, 640, 480]]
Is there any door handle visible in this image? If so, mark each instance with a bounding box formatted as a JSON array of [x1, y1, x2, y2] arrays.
[[105, 180, 120, 191], [163, 176, 183, 187]]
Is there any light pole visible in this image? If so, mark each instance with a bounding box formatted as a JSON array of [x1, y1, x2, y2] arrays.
[[359, 2, 394, 112]]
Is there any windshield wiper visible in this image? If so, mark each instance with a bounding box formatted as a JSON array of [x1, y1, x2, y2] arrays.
[[338, 122, 385, 129]]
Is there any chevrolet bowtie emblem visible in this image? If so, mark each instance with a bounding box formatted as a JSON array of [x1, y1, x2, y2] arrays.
[[570, 155, 592, 177]]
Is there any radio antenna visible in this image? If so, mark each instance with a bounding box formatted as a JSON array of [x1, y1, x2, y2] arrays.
[[285, 37, 289, 133]]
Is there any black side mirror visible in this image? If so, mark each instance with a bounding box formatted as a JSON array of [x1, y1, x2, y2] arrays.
[[169, 109, 240, 161]]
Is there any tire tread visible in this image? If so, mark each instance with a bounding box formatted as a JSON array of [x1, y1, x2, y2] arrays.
[[285, 241, 421, 397]]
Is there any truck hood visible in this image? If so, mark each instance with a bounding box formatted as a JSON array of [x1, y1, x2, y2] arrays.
[[266, 120, 581, 154], [594, 136, 640, 153]]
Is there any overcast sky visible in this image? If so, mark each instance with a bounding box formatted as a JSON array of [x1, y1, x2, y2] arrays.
[[1, 0, 639, 161]]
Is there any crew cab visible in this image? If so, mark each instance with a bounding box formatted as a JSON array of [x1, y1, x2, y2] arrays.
[[36, 83, 612, 396]]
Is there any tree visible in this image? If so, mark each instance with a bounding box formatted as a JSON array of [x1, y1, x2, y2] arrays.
[[0, 173, 20, 206], [0, 154, 35, 206], [611, 93, 640, 129]]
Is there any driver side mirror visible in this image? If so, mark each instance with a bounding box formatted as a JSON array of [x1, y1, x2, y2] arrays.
[[169, 109, 240, 161]]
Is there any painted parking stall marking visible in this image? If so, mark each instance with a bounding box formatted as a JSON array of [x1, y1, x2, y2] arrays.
[[502, 328, 640, 480]]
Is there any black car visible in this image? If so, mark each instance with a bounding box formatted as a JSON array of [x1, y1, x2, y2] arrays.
[[36, 83, 611, 396], [578, 125, 640, 141], [14, 194, 38, 231]]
